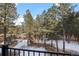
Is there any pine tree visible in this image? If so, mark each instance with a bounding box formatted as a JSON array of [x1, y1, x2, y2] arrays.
[[23, 9, 35, 44], [0, 3, 18, 44]]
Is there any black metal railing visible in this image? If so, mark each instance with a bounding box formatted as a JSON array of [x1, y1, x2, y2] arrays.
[[0, 47, 79, 56], [0, 45, 79, 56]]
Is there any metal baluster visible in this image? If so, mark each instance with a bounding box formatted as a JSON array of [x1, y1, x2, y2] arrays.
[[7, 48, 8, 56], [10, 49, 11, 56], [18, 50, 20, 56], [38, 52, 40, 56], [14, 49, 16, 56], [28, 51, 30, 56], [50, 53, 52, 56], [23, 51, 25, 56], [57, 53, 59, 56], [33, 52, 35, 56], [44, 52, 46, 56]]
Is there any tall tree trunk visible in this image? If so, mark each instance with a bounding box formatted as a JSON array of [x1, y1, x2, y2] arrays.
[[27, 32, 31, 45], [4, 26, 7, 45], [4, 4, 7, 45], [65, 33, 67, 41], [56, 39, 59, 52], [67, 35, 71, 43], [51, 40, 53, 47], [63, 30, 65, 52]]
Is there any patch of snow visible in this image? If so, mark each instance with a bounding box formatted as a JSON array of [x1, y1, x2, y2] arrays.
[[58, 40, 79, 52], [14, 40, 28, 48], [14, 39, 46, 51], [13, 39, 46, 56], [38, 39, 79, 53], [46, 40, 79, 52]]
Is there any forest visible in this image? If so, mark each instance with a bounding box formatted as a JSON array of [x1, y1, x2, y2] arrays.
[[0, 3, 79, 53]]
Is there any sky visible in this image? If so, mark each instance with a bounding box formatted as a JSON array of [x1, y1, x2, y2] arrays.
[[15, 3, 79, 25], [16, 3, 53, 17], [15, 3, 53, 25]]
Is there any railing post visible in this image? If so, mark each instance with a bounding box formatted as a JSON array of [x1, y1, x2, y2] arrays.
[[2, 45, 8, 56]]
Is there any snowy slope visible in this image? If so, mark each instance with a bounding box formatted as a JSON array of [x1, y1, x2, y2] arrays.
[[46, 40, 79, 53], [13, 39, 46, 56], [14, 39, 28, 48], [14, 39, 46, 51]]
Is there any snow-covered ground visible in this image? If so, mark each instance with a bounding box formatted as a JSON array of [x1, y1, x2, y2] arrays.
[[13, 39, 79, 55], [36, 39, 79, 53], [13, 39, 46, 56], [14, 39, 46, 51], [46, 40, 79, 53], [14, 39, 28, 48]]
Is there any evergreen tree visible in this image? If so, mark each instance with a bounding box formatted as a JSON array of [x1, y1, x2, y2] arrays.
[[0, 3, 18, 44]]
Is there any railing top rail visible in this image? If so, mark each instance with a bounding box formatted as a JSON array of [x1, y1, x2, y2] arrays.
[[0, 46, 79, 56], [8, 47, 79, 56]]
